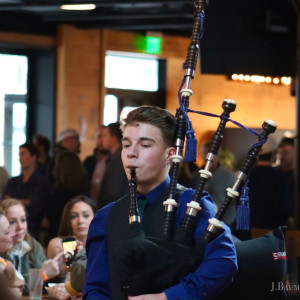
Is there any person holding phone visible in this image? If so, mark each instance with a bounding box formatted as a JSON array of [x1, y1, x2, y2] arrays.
[[46, 195, 96, 280]]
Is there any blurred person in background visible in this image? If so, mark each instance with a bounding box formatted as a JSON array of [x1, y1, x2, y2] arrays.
[[47, 128, 81, 185], [46, 195, 96, 298], [248, 136, 281, 230], [275, 137, 295, 229], [190, 141, 237, 229], [46, 151, 89, 241], [0, 199, 63, 295], [0, 208, 24, 300], [0, 166, 9, 199], [83, 125, 109, 202], [97, 122, 129, 209], [32, 134, 52, 178], [2, 142, 50, 239]]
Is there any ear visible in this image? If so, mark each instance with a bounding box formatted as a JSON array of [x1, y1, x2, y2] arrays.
[[166, 147, 176, 161]]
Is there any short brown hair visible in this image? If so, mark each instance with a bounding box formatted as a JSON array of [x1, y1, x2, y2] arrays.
[[121, 106, 176, 147]]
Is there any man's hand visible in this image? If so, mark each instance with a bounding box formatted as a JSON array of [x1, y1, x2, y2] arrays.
[[128, 292, 167, 300]]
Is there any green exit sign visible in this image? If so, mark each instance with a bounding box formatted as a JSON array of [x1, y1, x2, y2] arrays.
[[145, 36, 162, 54]]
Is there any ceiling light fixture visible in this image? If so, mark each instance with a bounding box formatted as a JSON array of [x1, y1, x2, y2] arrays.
[[60, 4, 96, 10]]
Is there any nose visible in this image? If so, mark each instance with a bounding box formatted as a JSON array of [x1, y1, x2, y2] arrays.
[[16, 220, 24, 230], [78, 215, 84, 223], [9, 228, 15, 238], [127, 144, 138, 158]]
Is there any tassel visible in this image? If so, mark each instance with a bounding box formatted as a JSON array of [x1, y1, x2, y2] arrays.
[[184, 122, 197, 163], [236, 180, 250, 231]]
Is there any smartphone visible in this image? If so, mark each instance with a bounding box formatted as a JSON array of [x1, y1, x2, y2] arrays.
[[62, 237, 77, 267]]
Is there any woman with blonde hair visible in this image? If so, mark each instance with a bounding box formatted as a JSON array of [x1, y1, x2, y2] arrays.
[[0, 198, 62, 295], [0, 208, 24, 300]]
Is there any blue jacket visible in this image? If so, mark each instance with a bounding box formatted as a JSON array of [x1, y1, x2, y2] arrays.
[[83, 177, 237, 300]]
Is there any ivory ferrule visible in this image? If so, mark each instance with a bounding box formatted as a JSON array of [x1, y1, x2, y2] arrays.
[[226, 188, 239, 198], [171, 154, 183, 163], [180, 88, 193, 97], [163, 199, 178, 212], [207, 218, 223, 233], [186, 201, 202, 217], [199, 169, 212, 179]]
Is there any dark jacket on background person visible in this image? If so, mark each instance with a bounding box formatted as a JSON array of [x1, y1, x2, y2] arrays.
[[97, 147, 129, 209], [2, 170, 50, 239]]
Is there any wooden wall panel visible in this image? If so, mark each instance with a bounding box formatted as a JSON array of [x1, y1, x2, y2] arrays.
[[102, 29, 190, 59], [0, 27, 295, 163], [0, 31, 56, 47], [166, 57, 295, 164], [56, 25, 101, 160]]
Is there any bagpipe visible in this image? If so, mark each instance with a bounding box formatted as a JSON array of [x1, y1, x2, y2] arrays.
[[111, 1, 287, 299]]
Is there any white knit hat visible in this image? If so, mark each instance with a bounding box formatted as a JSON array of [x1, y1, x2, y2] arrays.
[[58, 128, 79, 142]]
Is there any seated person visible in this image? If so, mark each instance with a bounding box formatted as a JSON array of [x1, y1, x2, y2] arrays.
[[2, 142, 50, 240], [83, 106, 237, 300], [0, 208, 24, 300], [47, 195, 96, 282], [0, 199, 62, 295]]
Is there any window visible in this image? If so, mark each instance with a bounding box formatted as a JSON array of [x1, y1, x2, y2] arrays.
[[105, 53, 159, 92], [0, 54, 28, 176], [104, 52, 165, 124]]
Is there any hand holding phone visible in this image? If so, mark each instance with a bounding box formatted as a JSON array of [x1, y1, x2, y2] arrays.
[[62, 237, 77, 267]]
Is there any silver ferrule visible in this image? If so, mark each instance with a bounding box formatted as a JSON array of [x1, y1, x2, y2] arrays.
[[203, 153, 216, 171], [184, 73, 193, 87], [231, 172, 247, 191], [129, 215, 141, 224], [175, 148, 183, 157], [164, 204, 176, 213], [207, 224, 220, 234], [175, 138, 184, 147], [187, 207, 198, 217]]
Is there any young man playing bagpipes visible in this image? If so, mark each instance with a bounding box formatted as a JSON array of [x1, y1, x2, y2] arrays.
[[83, 106, 237, 300]]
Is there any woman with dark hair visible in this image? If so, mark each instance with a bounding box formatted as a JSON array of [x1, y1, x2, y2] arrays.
[[45, 195, 96, 298], [47, 195, 96, 265], [46, 150, 89, 241]]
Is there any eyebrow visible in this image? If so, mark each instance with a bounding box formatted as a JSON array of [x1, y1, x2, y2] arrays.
[[71, 210, 91, 214], [122, 137, 156, 143]]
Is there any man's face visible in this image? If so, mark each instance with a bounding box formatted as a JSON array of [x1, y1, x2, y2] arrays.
[[96, 127, 106, 151], [121, 122, 174, 193], [19, 147, 36, 170], [62, 136, 80, 153], [102, 127, 113, 152], [277, 144, 294, 172]]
